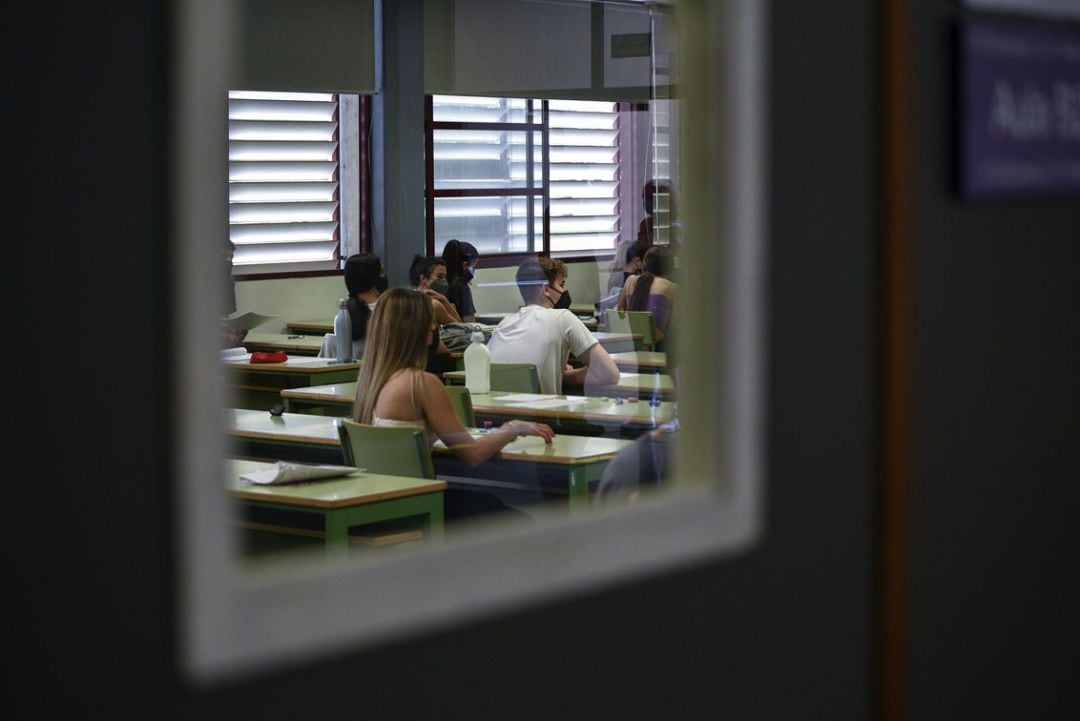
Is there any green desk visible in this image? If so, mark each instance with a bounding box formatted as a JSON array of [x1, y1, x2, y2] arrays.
[[589, 331, 642, 353], [286, 320, 333, 336], [442, 370, 676, 401], [225, 356, 361, 411], [228, 458, 445, 555], [280, 384, 675, 437], [477, 311, 598, 331], [242, 332, 326, 356], [608, 351, 668, 372], [225, 409, 631, 510]]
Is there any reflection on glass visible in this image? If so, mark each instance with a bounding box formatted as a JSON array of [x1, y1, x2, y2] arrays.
[[222, 27, 682, 570]]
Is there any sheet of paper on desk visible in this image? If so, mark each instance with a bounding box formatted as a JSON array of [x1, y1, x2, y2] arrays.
[[240, 461, 363, 485], [224, 310, 277, 331], [494, 393, 560, 402], [284, 356, 341, 366], [503, 398, 584, 410]]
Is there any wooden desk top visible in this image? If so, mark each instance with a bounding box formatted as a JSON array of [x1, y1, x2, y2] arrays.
[[590, 331, 641, 345], [278, 386, 676, 427], [242, 332, 327, 354], [226, 408, 342, 447], [442, 370, 676, 400], [227, 458, 445, 509], [478, 311, 598, 331], [608, 351, 668, 370], [223, 355, 361, 375], [225, 409, 632, 466], [286, 320, 333, 334]]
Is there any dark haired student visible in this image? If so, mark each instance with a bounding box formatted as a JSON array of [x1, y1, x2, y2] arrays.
[[441, 239, 479, 323], [318, 252, 387, 360]]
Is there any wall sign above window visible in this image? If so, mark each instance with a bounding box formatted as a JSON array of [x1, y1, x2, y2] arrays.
[[958, 18, 1080, 198]]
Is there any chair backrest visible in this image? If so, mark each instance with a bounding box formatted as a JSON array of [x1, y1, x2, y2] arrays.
[[603, 309, 656, 350], [489, 363, 541, 393], [444, 385, 475, 427], [337, 419, 435, 479]]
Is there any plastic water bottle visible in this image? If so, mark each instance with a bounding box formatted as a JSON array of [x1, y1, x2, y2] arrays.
[[463, 328, 491, 394], [333, 298, 352, 363]]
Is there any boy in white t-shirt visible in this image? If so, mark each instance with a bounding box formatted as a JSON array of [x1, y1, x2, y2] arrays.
[[488, 257, 620, 395]]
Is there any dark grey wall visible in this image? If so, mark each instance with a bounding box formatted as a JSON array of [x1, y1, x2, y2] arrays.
[[10, 1, 1077, 719], [906, 3, 1080, 720]]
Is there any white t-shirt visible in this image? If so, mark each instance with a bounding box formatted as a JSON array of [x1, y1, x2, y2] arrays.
[[487, 305, 597, 395]]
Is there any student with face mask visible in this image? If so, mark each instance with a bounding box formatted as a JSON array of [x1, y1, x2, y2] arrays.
[[318, 252, 387, 360], [408, 254, 458, 376], [617, 245, 677, 353], [409, 255, 462, 325], [441, 239, 479, 323], [488, 256, 620, 396]]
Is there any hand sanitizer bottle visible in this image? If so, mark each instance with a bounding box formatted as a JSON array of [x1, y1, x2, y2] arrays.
[[463, 328, 491, 394], [333, 298, 352, 363]]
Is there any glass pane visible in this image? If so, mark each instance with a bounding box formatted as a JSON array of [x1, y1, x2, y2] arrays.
[[433, 129, 540, 191], [433, 196, 542, 255], [432, 95, 530, 123]]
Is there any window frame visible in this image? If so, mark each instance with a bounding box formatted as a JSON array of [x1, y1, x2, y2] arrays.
[[176, 0, 766, 684], [227, 93, 373, 282], [425, 94, 634, 265]]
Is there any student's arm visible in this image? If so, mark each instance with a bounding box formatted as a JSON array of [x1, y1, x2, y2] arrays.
[[565, 341, 621, 391], [419, 373, 553, 465], [617, 276, 635, 311], [426, 291, 462, 323]]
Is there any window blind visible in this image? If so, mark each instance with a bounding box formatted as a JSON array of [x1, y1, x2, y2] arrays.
[[228, 91, 340, 275], [429, 95, 620, 256]]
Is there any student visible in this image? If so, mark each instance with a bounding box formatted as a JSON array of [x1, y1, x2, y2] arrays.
[[636, 178, 675, 249], [595, 420, 678, 505], [488, 256, 620, 395], [607, 240, 647, 295], [408, 254, 458, 375], [409, 254, 462, 325], [618, 245, 677, 352], [352, 288, 553, 465], [318, 252, 387, 360], [441, 239, 479, 323]]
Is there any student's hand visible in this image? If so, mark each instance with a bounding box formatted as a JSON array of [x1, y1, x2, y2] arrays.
[[507, 420, 554, 444], [224, 326, 248, 346], [420, 287, 449, 302]]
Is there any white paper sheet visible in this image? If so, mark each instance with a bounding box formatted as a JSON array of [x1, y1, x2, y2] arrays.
[[501, 398, 584, 410], [240, 461, 363, 485], [493, 393, 560, 402]]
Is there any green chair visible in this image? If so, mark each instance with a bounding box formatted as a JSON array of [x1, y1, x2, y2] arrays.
[[603, 309, 656, 351], [337, 419, 435, 479], [444, 385, 475, 426], [489, 363, 541, 393]]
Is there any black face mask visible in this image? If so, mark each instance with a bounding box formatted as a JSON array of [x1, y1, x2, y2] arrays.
[[375, 275, 389, 293], [553, 287, 572, 310]]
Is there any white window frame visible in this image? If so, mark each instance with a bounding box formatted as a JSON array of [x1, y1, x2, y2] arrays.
[[175, 0, 766, 683]]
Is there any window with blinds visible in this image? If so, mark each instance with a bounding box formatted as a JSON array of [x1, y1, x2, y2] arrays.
[[228, 91, 340, 275], [427, 95, 621, 257]]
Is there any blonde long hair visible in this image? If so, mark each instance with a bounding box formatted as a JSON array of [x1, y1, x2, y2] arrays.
[[352, 288, 434, 423]]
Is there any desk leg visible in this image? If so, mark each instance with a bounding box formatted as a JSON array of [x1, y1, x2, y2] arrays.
[[427, 495, 445, 542], [568, 468, 589, 512], [323, 513, 351, 556]]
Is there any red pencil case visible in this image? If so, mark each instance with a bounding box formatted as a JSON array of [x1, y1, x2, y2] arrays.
[[250, 351, 288, 364]]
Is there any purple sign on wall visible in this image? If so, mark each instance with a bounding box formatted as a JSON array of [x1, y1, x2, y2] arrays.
[[960, 19, 1080, 198]]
